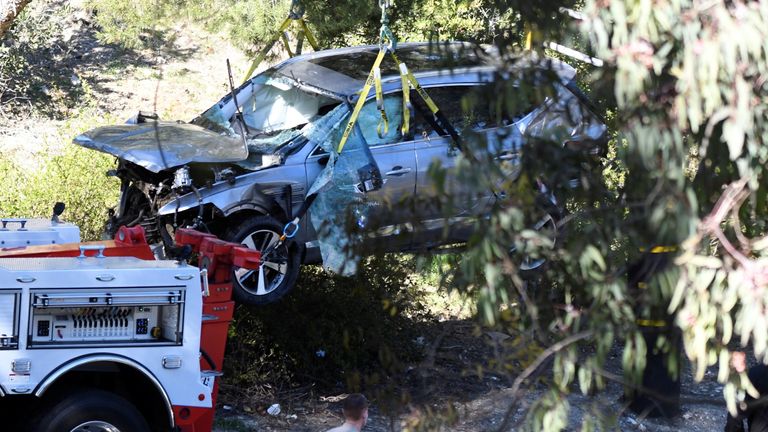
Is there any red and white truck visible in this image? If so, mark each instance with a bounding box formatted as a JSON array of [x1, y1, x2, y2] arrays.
[[0, 219, 259, 432]]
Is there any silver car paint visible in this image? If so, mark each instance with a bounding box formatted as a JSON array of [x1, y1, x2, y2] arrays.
[[74, 122, 248, 173]]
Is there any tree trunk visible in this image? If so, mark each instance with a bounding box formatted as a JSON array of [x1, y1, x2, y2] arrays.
[[0, 0, 32, 40]]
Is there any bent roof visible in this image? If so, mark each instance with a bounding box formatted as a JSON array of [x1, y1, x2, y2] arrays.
[[267, 42, 578, 98], [270, 42, 483, 97]]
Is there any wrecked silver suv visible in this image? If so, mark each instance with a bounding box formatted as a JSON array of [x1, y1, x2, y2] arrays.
[[74, 42, 607, 305]]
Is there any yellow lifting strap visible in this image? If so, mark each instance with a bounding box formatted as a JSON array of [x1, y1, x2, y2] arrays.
[[336, 48, 448, 154], [298, 19, 320, 53], [281, 30, 294, 58], [242, 9, 320, 83], [398, 62, 411, 136], [373, 67, 389, 138], [390, 51, 440, 114], [336, 49, 388, 153]]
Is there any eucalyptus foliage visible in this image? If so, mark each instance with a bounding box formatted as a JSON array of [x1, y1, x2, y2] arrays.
[[582, 0, 768, 418], [404, 0, 768, 429], [84, 0, 523, 52]]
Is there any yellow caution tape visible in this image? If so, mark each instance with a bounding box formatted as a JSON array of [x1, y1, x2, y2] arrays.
[[524, 27, 533, 50], [638, 245, 678, 254], [523, 23, 542, 51], [650, 245, 677, 253]]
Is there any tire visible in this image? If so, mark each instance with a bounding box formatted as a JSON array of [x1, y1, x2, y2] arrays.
[[223, 215, 302, 305], [513, 195, 564, 277], [32, 389, 150, 432]]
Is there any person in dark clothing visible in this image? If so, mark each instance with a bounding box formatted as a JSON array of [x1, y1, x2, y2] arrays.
[[725, 364, 768, 432]]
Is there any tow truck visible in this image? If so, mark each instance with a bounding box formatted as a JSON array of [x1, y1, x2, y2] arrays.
[[0, 211, 259, 432]]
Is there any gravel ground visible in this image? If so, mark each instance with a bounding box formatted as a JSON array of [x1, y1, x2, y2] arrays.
[[213, 327, 734, 432]]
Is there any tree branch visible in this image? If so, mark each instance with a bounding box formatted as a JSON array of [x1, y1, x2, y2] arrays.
[[495, 330, 594, 431], [0, 0, 32, 40]]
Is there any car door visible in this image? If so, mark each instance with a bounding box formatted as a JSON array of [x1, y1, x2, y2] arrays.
[[365, 139, 417, 250], [305, 93, 416, 252], [412, 85, 496, 246], [355, 93, 416, 250]]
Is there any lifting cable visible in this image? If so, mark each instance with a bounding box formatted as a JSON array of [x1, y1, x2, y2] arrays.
[[241, 0, 320, 83]]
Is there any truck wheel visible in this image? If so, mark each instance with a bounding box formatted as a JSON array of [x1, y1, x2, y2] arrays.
[[223, 215, 301, 305], [33, 389, 150, 432]]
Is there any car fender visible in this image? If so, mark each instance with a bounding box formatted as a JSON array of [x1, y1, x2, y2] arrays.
[[157, 179, 290, 222]]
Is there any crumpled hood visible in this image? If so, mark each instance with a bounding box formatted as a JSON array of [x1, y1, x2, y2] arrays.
[[73, 122, 248, 173]]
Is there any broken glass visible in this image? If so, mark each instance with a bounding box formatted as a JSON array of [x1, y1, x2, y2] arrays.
[[522, 83, 605, 143], [306, 99, 391, 275], [197, 74, 338, 153], [355, 95, 404, 146], [241, 76, 334, 133], [235, 129, 303, 171]]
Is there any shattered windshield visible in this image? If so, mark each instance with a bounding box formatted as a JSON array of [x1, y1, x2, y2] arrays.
[[195, 72, 341, 159]]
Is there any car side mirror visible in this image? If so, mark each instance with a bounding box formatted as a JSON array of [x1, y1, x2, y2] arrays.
[[317, 154, 330, 166]]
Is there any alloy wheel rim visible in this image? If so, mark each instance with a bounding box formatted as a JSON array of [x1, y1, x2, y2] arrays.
[[70, 421, 121, 432], [236, 228, 289, 296]]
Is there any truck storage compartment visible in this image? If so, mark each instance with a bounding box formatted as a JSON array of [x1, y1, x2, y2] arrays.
[[0, 291, 20, 349], [27, 288, 185, 347], [0, 218, 80, 248]]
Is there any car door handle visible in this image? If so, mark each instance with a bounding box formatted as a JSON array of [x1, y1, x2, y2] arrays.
[[385, 166, 412, 176], [497, 152, 518, 161]]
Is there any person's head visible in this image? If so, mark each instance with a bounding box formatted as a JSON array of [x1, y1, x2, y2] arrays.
[[342, 393, 369, 425]]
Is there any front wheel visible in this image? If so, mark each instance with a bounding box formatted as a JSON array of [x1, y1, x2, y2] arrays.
[[223, 215, 302, 305], [33, 389, 151, 432]]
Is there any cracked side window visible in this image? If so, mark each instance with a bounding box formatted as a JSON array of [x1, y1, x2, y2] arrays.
[[306, 104, 382, 275], [309, 94, 404, 156], [356, 94, 403, 146]]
